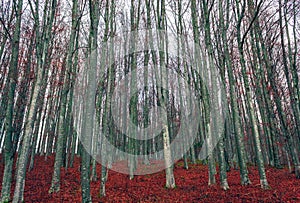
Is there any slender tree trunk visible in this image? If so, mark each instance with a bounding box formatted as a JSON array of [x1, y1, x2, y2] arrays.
[[235, 0, 269, 188], [13, 0, 57, 201], [0, 0, 23, 201], [219, 0, 251, 185], [80, 0, 100, 202], [278, 0, 300, 178], [49, 0, 79, 192], [157, 0, 175, 189]]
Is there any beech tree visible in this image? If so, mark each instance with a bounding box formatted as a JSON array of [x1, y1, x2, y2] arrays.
[[0, 0, 23, 201], [0, 0, 299, 202], [49, 0, 80, 193]]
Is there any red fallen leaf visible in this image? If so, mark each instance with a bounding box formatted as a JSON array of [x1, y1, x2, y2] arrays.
[[0, 156, 299, 202]]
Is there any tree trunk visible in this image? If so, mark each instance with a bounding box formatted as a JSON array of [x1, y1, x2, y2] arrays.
[[0, 0, 23, 201]]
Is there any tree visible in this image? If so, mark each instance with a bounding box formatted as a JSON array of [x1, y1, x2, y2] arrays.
[[1, 0, 23, 201], [13, 0, 58, 201], [49, 0, 80, 193]]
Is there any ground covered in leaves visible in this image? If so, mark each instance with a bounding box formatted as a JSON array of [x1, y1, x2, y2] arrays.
[[0, 156, 299, 202]]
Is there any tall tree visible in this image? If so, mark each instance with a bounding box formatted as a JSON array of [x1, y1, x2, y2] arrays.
[[80, 0, 100, 202], [158, 0, 176, 189], [49, 0, 80, 193], [13, 0, 58, 201], [0, 0, 23, 201]]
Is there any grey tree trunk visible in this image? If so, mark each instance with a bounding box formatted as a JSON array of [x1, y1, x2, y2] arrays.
[[13, 0, 57, 201], [1, 0, 23, 201], [157, 0, 175, 189], [80, 0, 100, 202], [235, 0, 269, 189], [219, 0, 251, 185], [49, 0, 79, 193]]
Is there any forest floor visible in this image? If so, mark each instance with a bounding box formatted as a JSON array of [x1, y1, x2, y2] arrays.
[[0, 155, 299, 202]]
